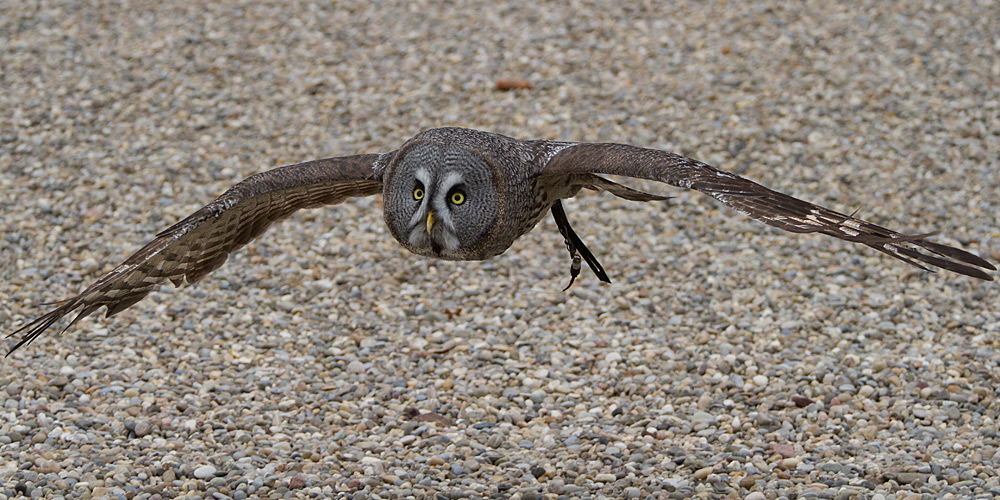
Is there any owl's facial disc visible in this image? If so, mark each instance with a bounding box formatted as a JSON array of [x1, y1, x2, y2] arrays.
[[385, 141, 499, 260]]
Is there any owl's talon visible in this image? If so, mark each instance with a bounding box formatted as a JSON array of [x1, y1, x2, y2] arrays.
[[562, 276, 576, 291], [563, 254, 582, 291]]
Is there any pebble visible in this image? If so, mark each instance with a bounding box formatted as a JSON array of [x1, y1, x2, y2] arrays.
[[693, 467, 713, 480], [2, 2, 998, 500], [193, 465, 217, 479], [133, 420, 153, 437]]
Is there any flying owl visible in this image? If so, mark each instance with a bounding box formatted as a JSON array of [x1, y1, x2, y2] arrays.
[[6, 127, 994, 354]]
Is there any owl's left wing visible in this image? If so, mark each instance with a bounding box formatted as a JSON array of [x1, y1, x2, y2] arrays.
[[6, 153, 389, 355], [540, 142, 994, 280]]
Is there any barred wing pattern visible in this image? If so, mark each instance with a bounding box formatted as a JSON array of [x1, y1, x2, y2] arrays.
[[7, 154, 385, 354], [543, 143, 995, 280]]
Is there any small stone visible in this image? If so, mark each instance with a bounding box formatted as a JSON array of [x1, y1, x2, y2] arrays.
[[133, 421, 152, 437], [529, 389, 547, 404], [487, 434, 505, 448], [769, 443, 795, 458], [595, 473, 616, 482], [791, 396, 813, 407], [819, 462, 843, 473], [288, 476, 305, 489], [693, 466, 713, 480], [894, 472, 929, 485], [193, 465, 217, 479], [691, 411, 715, 425], [745, 493, 766, 500]]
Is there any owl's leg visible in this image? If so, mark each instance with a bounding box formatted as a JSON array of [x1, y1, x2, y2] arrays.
[[551, 200, 611, 290]]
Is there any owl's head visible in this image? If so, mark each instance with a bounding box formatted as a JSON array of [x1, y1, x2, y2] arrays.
[[383, 140, 501, 260]]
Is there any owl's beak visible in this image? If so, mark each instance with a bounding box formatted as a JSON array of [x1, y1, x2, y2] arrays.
[[426, 210, 436, 234]]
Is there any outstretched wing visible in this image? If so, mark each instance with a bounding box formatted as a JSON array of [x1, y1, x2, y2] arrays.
[[7, 153, 388, 355], [541, 142, 994, 280]]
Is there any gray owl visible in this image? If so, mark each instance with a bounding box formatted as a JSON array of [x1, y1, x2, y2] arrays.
[[6, 127, 994, 354]]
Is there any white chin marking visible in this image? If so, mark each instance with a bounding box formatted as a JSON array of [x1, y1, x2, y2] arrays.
[[439, 230, 460, 251], [408, 227, 429, 247], [407, 227, 460, 252]]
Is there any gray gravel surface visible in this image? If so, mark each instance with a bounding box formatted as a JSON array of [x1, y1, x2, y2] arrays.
[[2, 1, 1000, 499]]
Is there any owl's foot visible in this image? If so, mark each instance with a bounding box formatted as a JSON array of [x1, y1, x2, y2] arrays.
[[562, 253, 583, 291], [551, 200, 611, 290]]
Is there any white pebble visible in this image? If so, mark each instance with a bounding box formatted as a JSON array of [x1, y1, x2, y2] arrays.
[[193, 465, 216, 479]]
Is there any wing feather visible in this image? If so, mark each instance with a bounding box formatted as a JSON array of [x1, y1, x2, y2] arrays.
[[542, 143, 994, 280], [7, 153, 387, 354]]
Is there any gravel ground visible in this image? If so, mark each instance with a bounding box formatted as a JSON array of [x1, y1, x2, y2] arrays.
[[2, 1, 1000, 499]]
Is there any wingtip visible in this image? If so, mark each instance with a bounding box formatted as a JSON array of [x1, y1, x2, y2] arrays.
[[4, 298, 85, 357]]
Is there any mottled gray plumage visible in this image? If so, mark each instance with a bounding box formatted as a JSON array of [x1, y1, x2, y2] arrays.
[[7, 127, 995, 354]]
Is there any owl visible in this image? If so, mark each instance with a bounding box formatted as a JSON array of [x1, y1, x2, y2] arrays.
[[6, 127, 994, 354]]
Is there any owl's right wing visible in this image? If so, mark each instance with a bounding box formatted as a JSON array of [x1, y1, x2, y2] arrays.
[[7, 153, 389, 355], [539, 142, 994, 281]]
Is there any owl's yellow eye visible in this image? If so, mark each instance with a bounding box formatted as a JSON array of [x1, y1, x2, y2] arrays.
[[413, 187, 424, 200], [450, 191, 465, 205]]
